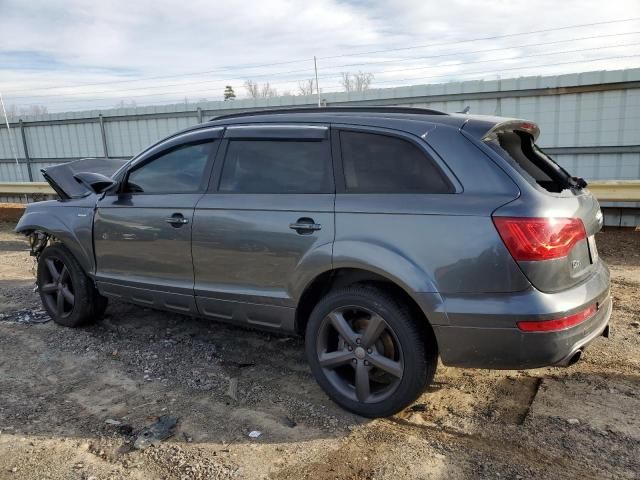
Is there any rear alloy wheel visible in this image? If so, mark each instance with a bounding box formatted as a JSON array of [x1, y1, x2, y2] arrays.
[[305, 286, 437, 417], [37, 244, 107, 327]]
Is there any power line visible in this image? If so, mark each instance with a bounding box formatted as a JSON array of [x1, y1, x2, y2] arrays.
[[21, 42, 640, 108], [319, 54, 640, 89], [319, 31, 640, 71], [7, 30, 640, 102], [317, 17, 640, 60], [317, 41, 640, 80], [3, 17, 638, 96], [51, 56, 640, 113]]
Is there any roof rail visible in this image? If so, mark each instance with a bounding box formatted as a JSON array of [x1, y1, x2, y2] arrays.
[[209, 106, 447, 122]]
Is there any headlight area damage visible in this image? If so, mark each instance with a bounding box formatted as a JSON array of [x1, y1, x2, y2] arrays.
[[28, 231, 51, 261]]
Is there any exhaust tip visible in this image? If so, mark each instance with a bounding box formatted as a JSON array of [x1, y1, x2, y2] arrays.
[[567, 349, 582, 366]]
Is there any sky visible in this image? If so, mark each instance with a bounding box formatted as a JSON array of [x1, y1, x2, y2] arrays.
[[1, 0, 640, 113]]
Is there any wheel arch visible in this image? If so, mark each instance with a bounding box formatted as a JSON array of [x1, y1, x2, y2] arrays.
[[294, 266, 444, 339], [16, 210, 95, 275]]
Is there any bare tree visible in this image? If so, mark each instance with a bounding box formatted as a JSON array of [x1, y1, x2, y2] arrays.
[[297, 78, 316, 96], [244, 80, 260, 98], [244, 80, 278, 98], [260, 82, 277, 98], [114, 100, 137, 109], [3, 104, 49, 120], [340, 71, 374, 92]]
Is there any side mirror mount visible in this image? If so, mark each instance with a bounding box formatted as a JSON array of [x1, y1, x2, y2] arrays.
[[73, 171, 118, 194]]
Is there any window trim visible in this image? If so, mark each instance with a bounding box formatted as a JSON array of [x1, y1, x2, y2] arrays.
[[332, 124, 457, 195], [208, 125, 335, 195], [120, 138, 220, 196]]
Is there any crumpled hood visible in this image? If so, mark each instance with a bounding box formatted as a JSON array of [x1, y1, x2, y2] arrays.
[[42, 158, 127, 199]]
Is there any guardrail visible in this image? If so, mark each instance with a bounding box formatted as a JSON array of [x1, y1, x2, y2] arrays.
[[0, 182, 55, 195], [1, 180, 640, 201]]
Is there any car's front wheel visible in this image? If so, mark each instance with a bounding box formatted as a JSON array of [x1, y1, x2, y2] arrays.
[[37, 244, 107, 327], [305, 285, 437, 418]]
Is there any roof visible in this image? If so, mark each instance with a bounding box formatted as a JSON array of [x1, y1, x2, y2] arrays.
[[166, 107, 528, 142], [204, 106, 470, 136]]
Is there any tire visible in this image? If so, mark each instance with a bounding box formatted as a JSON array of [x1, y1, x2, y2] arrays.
[[305, 285, 437, 418], [36, 244, 108, 327]]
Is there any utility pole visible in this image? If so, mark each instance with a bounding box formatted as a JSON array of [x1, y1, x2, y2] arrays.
[[314, 56, 321, 108], [0, 92, 20, 168]]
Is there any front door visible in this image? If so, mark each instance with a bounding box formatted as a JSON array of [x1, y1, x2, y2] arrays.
[[94, 129, 221, 314], [192, 125, 335, 331]]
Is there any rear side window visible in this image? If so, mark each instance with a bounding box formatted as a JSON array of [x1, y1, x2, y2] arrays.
[[219, 140, 332, 194], [339, 131, 452, 193], [126, 141, 214, 193]]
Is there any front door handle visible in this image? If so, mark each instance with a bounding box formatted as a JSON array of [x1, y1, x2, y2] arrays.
[[166, 213, 189, 227], [289, 217, 321, 234]]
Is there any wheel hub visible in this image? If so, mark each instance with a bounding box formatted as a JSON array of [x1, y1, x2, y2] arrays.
[[316, 306, 405, 404]]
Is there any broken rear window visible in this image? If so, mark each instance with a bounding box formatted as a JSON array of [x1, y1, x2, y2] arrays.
[[487, 131, 581, 193]]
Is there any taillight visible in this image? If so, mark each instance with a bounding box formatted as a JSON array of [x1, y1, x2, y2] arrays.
[[493, 217, 586, 261], [517, 304, 597, 332]]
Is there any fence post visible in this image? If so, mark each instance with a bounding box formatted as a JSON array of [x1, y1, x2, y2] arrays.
[[18, 120, 33, 182], [98, 114, 109, 159], [197, 107, 203, 123]]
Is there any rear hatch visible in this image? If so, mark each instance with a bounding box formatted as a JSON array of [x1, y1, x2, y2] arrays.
[[42, 158, 127, 199], [477, 120, 603, 293]]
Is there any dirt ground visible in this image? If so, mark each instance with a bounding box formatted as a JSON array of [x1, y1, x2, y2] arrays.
[[0, 224, 638, 480]]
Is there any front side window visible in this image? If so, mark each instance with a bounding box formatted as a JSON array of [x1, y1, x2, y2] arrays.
[[339, 131, 452, 193], [219, 140, 332, 194], [126, 141, 214, 193]]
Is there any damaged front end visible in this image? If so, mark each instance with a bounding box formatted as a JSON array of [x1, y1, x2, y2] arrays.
[[28, 231, 50, 260], [42, 157, 127, 199]]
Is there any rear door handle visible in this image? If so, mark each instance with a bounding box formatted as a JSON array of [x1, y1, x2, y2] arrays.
[[289, 218, 321, 234], [166, 213, 189, 227]]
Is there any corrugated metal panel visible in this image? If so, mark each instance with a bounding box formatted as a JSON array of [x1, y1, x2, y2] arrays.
[[0, 67, 638, 210], [26, 122, 103, 158]]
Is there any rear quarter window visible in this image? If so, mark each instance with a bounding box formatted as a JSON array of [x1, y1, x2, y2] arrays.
[[339, 131, 453, 194]]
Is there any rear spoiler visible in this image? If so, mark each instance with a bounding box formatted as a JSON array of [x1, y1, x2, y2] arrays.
[[459, 116, 541, 142], [480, 120, 540, 142], [42, 158, 128, 199]]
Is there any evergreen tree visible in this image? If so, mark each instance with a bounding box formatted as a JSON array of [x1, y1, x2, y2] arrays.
[[223, 85, 236, 101]]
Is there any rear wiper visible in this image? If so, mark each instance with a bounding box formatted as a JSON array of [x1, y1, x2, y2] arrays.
[[569, 176, 588, 189]]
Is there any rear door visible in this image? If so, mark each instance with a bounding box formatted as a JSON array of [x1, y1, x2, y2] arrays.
[[94, 128, 222, 313], [192, 124, 335, 331]]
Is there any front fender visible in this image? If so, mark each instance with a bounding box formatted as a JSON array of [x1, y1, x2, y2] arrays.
[[15, 202, 96, 275]]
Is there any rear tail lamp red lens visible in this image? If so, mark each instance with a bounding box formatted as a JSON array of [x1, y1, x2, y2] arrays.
[[517, 304, 597, 332], [493, 217, 586, 261]]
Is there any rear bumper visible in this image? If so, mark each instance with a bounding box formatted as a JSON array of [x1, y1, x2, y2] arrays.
[[430, 261, 611, 369]]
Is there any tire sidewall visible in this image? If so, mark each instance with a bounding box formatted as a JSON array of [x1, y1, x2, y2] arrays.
[[37, 244, 93, 327], [305, 287, 433, 418]]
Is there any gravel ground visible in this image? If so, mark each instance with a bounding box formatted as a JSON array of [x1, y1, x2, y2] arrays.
[[0, 223, 639, 479]]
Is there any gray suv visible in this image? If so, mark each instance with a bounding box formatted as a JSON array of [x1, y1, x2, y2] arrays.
[[16, 107, 611, 417]]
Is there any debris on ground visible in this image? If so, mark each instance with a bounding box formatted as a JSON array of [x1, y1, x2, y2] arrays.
[[133, 415, 178, 450], [225, 377, 238, 401], [247, 430, 262, 439], [409, 404, 428, 412], [1, 225, 639, 479], [283, 416, 297, 428], [0, 308, 50, 324]]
